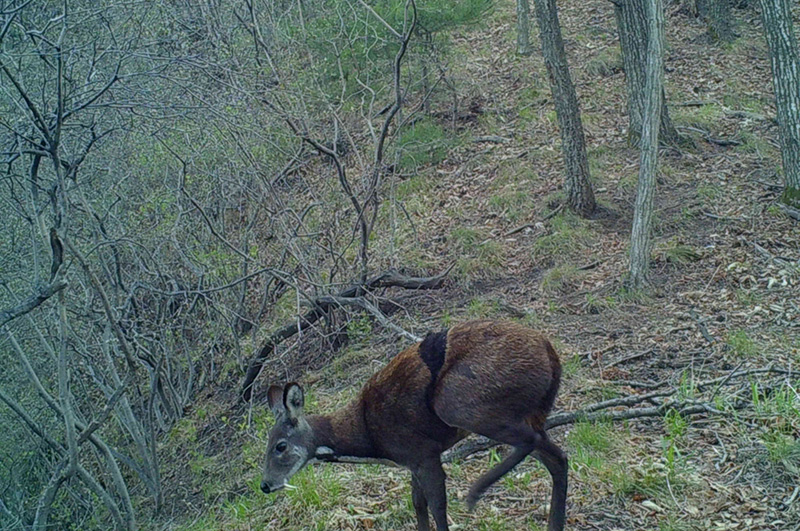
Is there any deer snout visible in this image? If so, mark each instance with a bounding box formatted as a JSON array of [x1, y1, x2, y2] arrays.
[[260, 481, 271, 494]]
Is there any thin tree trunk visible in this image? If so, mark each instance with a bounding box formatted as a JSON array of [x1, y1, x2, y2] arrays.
[[759, 0, 800, 210], [615, 0, 679, 146], [629, 0, 665, 288], [517, 0, 533, 56], [532, 0, 596, 216]]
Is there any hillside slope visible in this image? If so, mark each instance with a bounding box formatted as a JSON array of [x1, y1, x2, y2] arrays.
[[155, 1, 799, 530]]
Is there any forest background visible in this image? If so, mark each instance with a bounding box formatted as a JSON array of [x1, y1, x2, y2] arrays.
[[1, 0, 798, 530]]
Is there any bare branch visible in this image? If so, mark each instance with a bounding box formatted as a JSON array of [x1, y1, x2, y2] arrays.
[[316, 295, 422, 342], [356, 0, 402, 39], [241, 267, 452, 401], [0, 280, 68, 329]]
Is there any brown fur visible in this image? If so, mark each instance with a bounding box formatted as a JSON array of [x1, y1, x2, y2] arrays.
[[264, 320, 567, 531]]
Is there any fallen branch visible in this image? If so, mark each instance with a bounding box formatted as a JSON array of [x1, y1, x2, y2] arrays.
[[702, 211, 746, 222], [689, 308, 716, 344], [240, 267, 451, 401], [370, 266, 453, 290], [603, 348, 654, 369], [676, 125, 741, 147], [725, 109, 777, 125], [473, 135, 511, 144], [778, 202, 800, 221], [504, 205, 564, 237]]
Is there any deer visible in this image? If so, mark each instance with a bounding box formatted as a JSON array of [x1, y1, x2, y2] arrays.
[[261, 319, 567, 531]]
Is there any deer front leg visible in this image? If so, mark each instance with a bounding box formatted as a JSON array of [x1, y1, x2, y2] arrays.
[[411, 474, 430, 531], [411, 458, 448, 531]]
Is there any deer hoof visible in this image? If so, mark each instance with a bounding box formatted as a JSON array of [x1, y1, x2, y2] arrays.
[[465, 492, 480, 512]]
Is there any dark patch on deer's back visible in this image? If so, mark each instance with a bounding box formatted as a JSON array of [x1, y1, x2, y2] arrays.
[[418, 329, 448, 383]]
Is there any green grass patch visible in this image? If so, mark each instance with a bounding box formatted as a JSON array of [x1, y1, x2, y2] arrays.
[[466, 297, 502, 318], [585, 49, 622, 77], [488, 188, 533, 223], [531, 211, 594, 265], [696, 182, 723, 202], [284, 465, 344, 511], [735, 130, 779, 158], [653, 238, 702, 264], [726, 328, 757, 357], [587, 145, 617, 183], [584, 293, 618, 313], [609, 458, 683, 501], [540, 264, 584, 295], [396, 119, 457, 173], [450, 226, 506, 277], [674, 103, 725, 130], [395, 172, 435, 199], [567, 420, 619, 480]]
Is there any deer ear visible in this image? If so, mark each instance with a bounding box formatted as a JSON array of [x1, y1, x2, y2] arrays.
[[267, 385, 285, 417], [283, 382, 304, 419]]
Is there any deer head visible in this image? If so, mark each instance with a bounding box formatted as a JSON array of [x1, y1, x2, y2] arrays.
[[261, 383, 314, 493]]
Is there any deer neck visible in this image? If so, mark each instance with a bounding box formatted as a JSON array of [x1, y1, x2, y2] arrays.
[[308, 401, 377, 460]]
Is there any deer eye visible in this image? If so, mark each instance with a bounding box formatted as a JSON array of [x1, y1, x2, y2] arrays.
[[275, 441, 288, 453]]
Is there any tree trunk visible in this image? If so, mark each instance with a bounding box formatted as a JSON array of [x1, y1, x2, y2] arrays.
[[532, 0, 596, 217], [629, 0, 665, 289], [517, 0, 533, 56], [696, 0, 737, 42], [759, 0, 800, 210], [615, 0, 680, 146]]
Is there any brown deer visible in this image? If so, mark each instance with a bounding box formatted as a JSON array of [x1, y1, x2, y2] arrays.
[[261, 319, 567, 531]]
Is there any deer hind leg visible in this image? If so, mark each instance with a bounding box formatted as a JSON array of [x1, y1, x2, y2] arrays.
[[464, 421, 539, 510], [464, 422, 568, 531], [532, 433, 568, 531], [465, 444, 534, 511], [411, 474, 431, 531]]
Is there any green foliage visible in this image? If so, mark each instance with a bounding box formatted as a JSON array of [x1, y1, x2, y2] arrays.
[[560, 352, 582, 378], [674, 103, 725, 130], [346, 312, 374, 343], [610, 459, 680, 500], [274, 0, 492, 109], [285, 466, 344, 510], [654, 238, 701, 264], [361, 0, 494, 34], [568, 420, 615, 454], [696, 182, 724, 202], [664, 409, 689, 441]]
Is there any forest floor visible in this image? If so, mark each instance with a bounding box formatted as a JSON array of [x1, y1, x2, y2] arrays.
[[153, 0, 799, 530]]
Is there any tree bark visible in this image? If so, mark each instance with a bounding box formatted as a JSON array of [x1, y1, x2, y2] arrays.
[[532, 0, 597, 217], [615, 0, 680, 146], [517, 0, 533, 56], [759, 0, 800, 210], [628, 0, 665, 289]]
